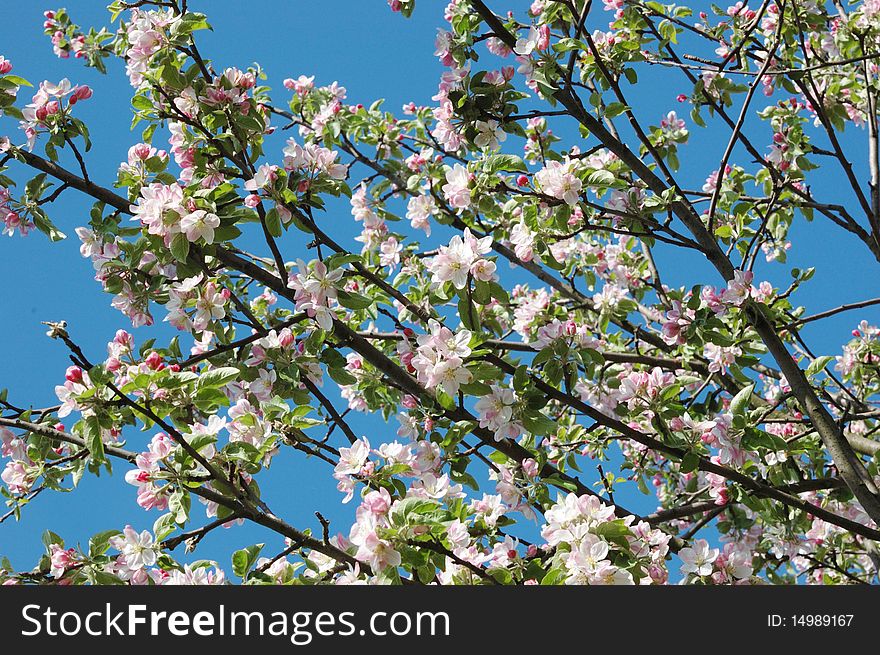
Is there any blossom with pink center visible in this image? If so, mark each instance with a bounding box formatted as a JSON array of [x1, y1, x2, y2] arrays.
[[534, 159, 582, 206]]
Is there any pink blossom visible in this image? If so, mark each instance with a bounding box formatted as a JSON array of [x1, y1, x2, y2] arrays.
[[442, 164, 471, 209], [49, 544, 77, 579]]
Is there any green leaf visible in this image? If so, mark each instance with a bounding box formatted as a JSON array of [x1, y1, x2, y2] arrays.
[[390, 498, 439, 525], [264, 207, 282, 237], [197, 366, 240, 388], [232, 543, 265, 579], [458, 293, 480, 331], [31, 207, 66, 241], [91, 571, 126, 585], [541, 567, 566, 585], [729, 383, 754, 417], [594, 519, 634, 539], [169, 491, 190, 525], [512, 366, 530, 392], [459, 380, 492, 395], [236, 112, 265, 134], [131, 94, 154, 112], [83, 416, 105, 463], [806, 356, 833, 378], [604, 102, 629, 119], [89, 530, 122, 557], [153, 513, 178, 542], [485, 153, 528, 174], [489, 282, 509, 304], [680, 451, 700, 473], [3, 75, 32, 88], [327, 367, 358, 386], [585, 169, 615, 187], [521, 410, 557, 436], [336, 289, 373, 310], [170, 232, 190, 262], [41, 530, 64, 550]]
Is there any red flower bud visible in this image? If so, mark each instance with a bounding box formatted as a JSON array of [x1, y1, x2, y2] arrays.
[[65, 366, 84, 385], [145, 351, 163, 370]]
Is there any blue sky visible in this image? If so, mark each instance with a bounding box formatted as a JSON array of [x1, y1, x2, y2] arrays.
[[1, 1, 878, 576]]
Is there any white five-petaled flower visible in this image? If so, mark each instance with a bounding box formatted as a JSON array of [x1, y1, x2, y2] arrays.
[[180, 209, 220, 244], [111, 526, 157, 571], [473, 119, 506, 150], [678, 538, 719, 577]]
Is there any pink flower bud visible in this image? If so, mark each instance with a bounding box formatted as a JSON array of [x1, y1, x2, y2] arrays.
[[0, 59, 12, 75], [278, 329, 295, 349], [65, 366, 84, 385], [537, 24, 551, 50], [522, 458, 539, 478], [44, 10, 55, 19], [402, 394, 418, 409], [516, 174, 529, 186], [145, 351, 163, 370], [73, 85, 92, 101], [114, 329, 132, 346], [131, 143, 152, 161], [244, 193, 261, 208]]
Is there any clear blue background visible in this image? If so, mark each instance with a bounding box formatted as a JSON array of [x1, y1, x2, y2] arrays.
[[1, 1, 877, 577]]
